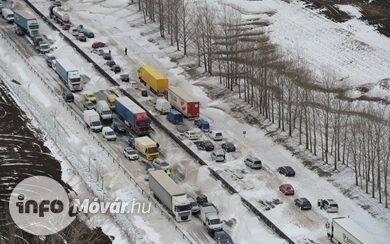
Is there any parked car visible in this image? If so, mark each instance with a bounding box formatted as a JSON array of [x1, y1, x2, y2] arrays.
[[123, 147, 138, 160], [211, 151, 225, 162], [75, 24, 85, 33], [92, 41, 105, 48], [103, 53, 112, 60], [194, 140, 214, 151], [244, 157, 262, 169], [318, 199, 339, 213], [111, 65, 121, 73], [45, 54, 56, 68], [294, 197, 312, 210], [152, 158, 170, 171], [102, 126, 116, 141], [188, 197, 200, 215], [277, 166, 295, 177], [91, 49, 105, 56], [83, 29, 94, 38], [15, 26, 24, 36], [77, 33, 87, 42], [84, 93, 97, 103], [184, 131, 198, 140], [213, 230, 233, 244], [62, 91, 74, 102], [120, 73, 129, 82], [71, 29, 79, 37], [83, 101, 97, 110], [221, 142, 236, 152], [112, 121, 126, 133], [106, 60, 116, 67], [129, 81, 138, 88], [279, 184, 295, 195]]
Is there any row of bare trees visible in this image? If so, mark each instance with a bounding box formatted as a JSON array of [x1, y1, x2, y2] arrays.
[[136, 0, 389, 207]]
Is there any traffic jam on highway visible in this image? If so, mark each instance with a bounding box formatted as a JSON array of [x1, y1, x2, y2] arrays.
[[0, 0, 386, 243]]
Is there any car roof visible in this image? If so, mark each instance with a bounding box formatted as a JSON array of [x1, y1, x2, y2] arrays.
[[248, 157, 260, 161], [213, 151, 224, 155]]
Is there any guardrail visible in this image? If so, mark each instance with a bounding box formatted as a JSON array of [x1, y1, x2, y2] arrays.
[[23, 1, 295, 243]]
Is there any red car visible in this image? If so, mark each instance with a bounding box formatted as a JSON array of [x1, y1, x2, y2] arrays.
[[279, 184, 295, 195], [92, 41, 105, 49]]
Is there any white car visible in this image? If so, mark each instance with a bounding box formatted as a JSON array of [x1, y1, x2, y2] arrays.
[[152, 158, 170, 170], [102, 126, 116, 141], [184, 130, 199, 140], [211, 151, 225, 162], [123, 147, 138, 160]]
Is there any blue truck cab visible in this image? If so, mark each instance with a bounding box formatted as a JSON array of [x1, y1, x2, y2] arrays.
[[167, 110, 183, 124]]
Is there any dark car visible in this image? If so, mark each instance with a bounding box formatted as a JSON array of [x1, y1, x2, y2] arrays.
[[120, 73, 130, 82], [194, 140, 214, 151], [15, 26, 24, 36], [113, 121, 126, 133], [92, 41, 105, 49], [213, 230, 232, 244], [83, 30, 94, 38], [294, 197, 312, 210], [33, 35, 43, 46], [62, 91, 74, 102], [277, 166, 295, 177], [111, 65, 121, 73], [106, 60, 116, 67], [221, 142, 236, 152], [103, 53, 112, 60]]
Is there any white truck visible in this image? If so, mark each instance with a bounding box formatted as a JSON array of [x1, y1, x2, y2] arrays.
[[2, 8, 14, 23], [96, 100, 113, 121], [149, 170, 191, 222], [200, 205, 223, 234], [55, 59, 82, 91], [155, 98, 170, 115], [326, 217, 378, 244], [83, 110, 102, 132]]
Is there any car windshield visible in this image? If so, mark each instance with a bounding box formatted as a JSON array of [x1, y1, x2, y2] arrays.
[[160, 161, 169, 166], [91, 121, 101, 126], [107, 131, 115, 136], [216, 233, 228, 239], [121, 74, 129, 78], [210, 219, 221, 225], [329, 204, 338, 207], [128, 151, 136, 155], [176, 204, 191, 212], [215, 133, 222, 136], [254, 161, 261, 165], [116, 123, 124, 129], [102, 111, 112, 115]]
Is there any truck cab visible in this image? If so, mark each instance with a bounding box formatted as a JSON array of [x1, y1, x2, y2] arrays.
[[38, 42, 50, 54], [96, 101, 113, 121], [167, 110, 183, 124], [200, 205, 222, 234], [2, 8, 14, 23], [134, 136, 159, 160]]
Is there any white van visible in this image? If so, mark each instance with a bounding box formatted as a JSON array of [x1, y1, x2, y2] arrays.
[[96, 100, 113, 121], [102, 127, 116, 141], [209, 130, 223, 141], [155, 98, 170, 115], [2, 8, 14, 23]]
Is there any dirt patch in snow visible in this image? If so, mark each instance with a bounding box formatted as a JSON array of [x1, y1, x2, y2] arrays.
[[302, 0, 390, 37], [0, 82, 111, 243]]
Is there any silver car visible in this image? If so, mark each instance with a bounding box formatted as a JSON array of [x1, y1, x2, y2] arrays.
[[211, 151, 225, 162], [152, 158, 170, 170], [124, 147, 138, 160], [244, 157, 262, 169]]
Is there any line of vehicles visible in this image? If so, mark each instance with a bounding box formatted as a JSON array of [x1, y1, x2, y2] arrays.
[[10, 2, 378, 242]]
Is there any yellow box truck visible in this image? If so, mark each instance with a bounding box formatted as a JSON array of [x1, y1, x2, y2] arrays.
[[138, 66, 168, 94], [134, 136, 159, 160]]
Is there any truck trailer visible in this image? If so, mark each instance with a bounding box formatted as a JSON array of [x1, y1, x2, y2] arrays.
[[165, 86, 199, 118], [48, 6, 70, 30], [326, 217, 378, 244], [13, 9, 39, 36], [55, 59, 82, 91], [149, 170, 191, 222], [114, 97, 151, 136], [130, 136, 159, 160], [138, 66, 168, 94]]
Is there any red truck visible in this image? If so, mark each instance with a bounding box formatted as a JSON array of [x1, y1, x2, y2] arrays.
[[165, 86, 199, 118]]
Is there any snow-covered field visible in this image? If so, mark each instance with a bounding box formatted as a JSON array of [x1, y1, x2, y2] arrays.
[[1, 0, 389, 243]]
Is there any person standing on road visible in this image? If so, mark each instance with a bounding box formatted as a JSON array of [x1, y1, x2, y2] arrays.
[[109, 50, 111, 54], [125, 47, 127, 55]]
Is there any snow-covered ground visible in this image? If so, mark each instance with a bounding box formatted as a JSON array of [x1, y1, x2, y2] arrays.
[[1, 0, 389, 243]]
